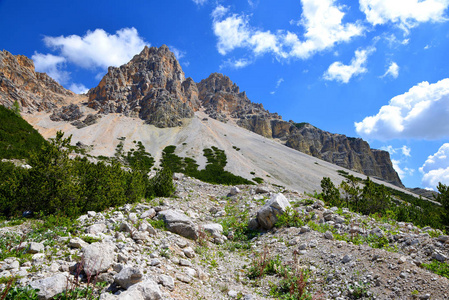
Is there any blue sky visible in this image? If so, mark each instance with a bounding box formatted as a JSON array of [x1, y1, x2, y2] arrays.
[[1, 0, 449, 190]]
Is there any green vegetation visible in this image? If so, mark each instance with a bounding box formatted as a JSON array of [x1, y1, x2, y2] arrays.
[[245, 247, 319, 300], [422, 260, 449, 279], [322, 172, 449, 230], [219, 200, 258, 242], [252, 177, 264, 184], [0, 104, 48, 160], [160, 145, 254, 185], [0, 131, 173, 220]]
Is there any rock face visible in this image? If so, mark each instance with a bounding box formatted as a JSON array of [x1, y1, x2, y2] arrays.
[[197, 73, 281, 135], [0, 50, 74, 112], [87, 45, 200, 127], [285, 123, 403, 187], [197, 73, 402, 187]]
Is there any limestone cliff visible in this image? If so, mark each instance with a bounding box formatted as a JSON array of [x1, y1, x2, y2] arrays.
[[197, 73, 281, 137], [284, 123, 402, 186], [0, 50, 74, 112], [88, 45, 200, 127], [197, 74, 403, 187]]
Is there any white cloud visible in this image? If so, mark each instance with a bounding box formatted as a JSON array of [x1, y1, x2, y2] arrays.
[[169, 46, 186, 60], [219, 58, 253, 69], [323, 47, 374, 83], [392, 159, 415, 179], [275, 78, 284, 88], [43, 27, 147, 70], [382, 62, 399, 78], [382, 145, 413, 179], [192, 0, 207, 5], [212, 8, 251, 55], [360, 0, 449, 32], [271, 78, 285, 94], [420, 143, 449, 189], [288, 0, 364, 58], [401, 145, 411, 157], [31, 52, 70, 84], [69, 83, 89, 94], [212, 0, 364, 63], [381, 144, 411, 156], [355, 78, 449, 140]]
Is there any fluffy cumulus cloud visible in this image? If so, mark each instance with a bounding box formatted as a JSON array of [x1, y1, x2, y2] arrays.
[[43, 27, 147, 70], [360, 0, 449, 31], [355, 78, 449, 140], [211, 0, 364, 65], [323, 47, 374, 83], [382, 62, 399, 78], [420, 143, 449, 189], [31, 52, 70, 83], [69, 83, 89, 94]]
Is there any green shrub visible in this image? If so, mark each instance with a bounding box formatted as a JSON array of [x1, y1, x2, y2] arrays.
[[422, 260, 449, 279], [147, 166, 175, 198], [160, 145, 253, 185], [0, 105, 48, 160]]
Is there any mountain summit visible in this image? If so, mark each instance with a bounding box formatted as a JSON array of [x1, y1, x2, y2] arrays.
[[0, 45, 401, 187], [87, 45, 200, 127]]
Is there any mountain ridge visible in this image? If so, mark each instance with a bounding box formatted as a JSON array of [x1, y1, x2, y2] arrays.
[[0, 46, 402, 187]]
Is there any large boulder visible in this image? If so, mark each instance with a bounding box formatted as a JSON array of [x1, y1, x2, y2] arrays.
[[29, 272, 70, 300], [256, 193, 291, 230], [202, 223, 223, 238], [158, 210, 198, 240], [114, 267, 143, 289], [100, 279, 162, 300], [82, 242, 116, 275]]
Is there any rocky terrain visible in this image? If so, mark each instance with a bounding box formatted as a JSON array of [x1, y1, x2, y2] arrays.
[[0, 176, 448, 299], [0, 50, 75, 112], [87, 45, 200, 128]]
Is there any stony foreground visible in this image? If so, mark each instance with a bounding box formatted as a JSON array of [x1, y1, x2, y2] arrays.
[[0, 175, 448, 299]]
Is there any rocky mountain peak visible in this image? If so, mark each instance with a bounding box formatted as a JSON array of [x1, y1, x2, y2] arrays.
[[87, 45, 199, 127], [197, 73, 277, 123], [0, 50, 74, 112]]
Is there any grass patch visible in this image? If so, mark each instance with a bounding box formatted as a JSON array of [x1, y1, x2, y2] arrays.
[[422, 260, 449, 279]]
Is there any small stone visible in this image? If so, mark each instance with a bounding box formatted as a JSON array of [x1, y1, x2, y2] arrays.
[[300, 226, 310, 233], [27, 242, 44, 254], [324, 231, 334, 240], [114, 267, 143, 289], [342, 254, 352, 264], [398, 256, 407, 264], [158, 274, 174, 291], [298, 243, 308, 250], [69, 237, 88, 249], [141, 209, 156, 219], [179, 259, 193, 267], [150, 259, 161, 266], [176, 274, 192, 283], [183, 247, 195, 258], [229, 186, 240, 196], [228, 290, 239, 298]]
